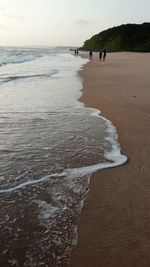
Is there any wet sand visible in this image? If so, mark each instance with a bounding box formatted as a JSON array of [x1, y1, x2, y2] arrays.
[[69, 52, 150, 267]]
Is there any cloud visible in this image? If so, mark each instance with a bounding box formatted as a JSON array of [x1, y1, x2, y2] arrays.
[[0, 23, 5, 29], [0, 5, 5, 10], [3, 14, 24, 20], [75, 19, 93, 26]]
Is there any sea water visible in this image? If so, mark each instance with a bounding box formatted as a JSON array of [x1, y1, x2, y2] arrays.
[[0, 47, 127, 267]]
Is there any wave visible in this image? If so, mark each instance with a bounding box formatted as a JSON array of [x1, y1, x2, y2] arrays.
[[0, 47, 53, 67], [0, 70, 58, 84], [0, 58, 37, 67], [0, 108, 127, 196], [0, 156, 127, 196], [0, 55, 43, 68]]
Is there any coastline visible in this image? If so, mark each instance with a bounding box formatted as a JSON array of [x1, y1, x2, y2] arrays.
[[69, 52, 150, 266]]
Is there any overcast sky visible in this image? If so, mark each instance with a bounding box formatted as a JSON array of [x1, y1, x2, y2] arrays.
[[0, 0, 149, 47]]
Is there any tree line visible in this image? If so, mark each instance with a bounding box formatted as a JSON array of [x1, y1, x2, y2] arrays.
[[80, 23, 150, 52]]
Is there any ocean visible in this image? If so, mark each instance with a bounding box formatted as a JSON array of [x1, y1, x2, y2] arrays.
[[0, 47, 127, 267]]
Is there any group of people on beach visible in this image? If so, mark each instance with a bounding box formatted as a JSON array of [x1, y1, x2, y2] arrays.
[[74, 49, 79, 56], [74, 48, 107, 61], [89, 49, 107, 60], [99, 49, 107, 60]]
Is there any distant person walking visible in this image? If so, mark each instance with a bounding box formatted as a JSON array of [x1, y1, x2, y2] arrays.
[[99, 50, 103, 60], [89, 49, 93, 60], [103, 49, 107, 60]]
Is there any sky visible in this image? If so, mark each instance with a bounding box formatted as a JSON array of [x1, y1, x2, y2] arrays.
[[0, 0, 149, 47]]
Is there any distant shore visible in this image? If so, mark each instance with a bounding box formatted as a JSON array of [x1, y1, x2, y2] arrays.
[[69, 52, 150, 267]]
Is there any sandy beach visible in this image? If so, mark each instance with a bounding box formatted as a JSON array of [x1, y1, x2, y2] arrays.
[[69, 52, 150, 267]]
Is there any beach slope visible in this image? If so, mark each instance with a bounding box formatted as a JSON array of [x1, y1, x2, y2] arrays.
[[69, 52, 150, 267]]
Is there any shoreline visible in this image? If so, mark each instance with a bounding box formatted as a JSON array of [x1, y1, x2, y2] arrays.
[[69, 52, 150, 266]]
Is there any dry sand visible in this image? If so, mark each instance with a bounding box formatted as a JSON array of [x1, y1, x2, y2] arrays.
[[69, 52, 150, 267]]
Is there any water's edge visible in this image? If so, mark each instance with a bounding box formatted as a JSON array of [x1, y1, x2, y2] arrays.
[[67, 55, 128, 263], [0, 54, 127, 196], [0, 51, 127, 267]]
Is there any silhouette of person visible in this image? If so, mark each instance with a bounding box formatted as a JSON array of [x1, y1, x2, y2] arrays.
[[99, 51, 102, 60], [103, 49, 107, 60], [89, 49, 93, 59], [75, 49, 79, 56]]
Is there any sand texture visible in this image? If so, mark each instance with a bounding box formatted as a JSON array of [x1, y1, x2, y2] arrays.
[[69, 52, 150, 267]]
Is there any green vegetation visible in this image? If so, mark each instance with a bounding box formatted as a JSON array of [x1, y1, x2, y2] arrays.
[[81, 23, 150, 52]]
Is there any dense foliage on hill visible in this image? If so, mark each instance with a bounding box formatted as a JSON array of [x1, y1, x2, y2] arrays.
[[81, 23, 150, 52]]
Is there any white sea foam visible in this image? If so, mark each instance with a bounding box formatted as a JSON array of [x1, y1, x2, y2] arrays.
[[33, 200, 59, 223], [0, 176, 5, 182], [0, 173, 63, 194], [0, 104, 127, 196], [0, 134, 127, 196]]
